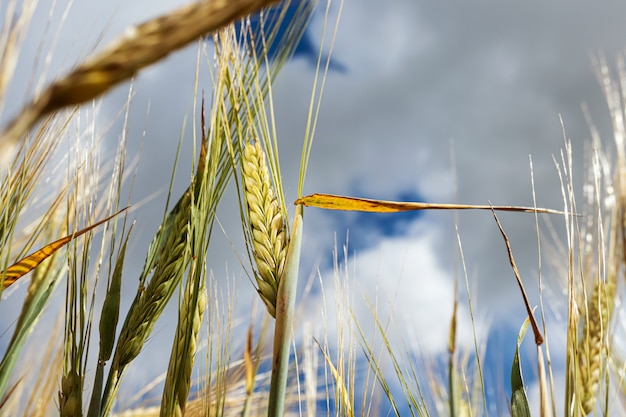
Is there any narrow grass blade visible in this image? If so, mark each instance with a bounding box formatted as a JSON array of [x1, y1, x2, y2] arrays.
[[448, 295, 460, 417], [296, 193, 566, 215], [1, 208, 127, 289], [268, 204, 303, 417], [511, 318, 532, 417], [314, 338, 354, 417], [350, 309, 403, 416], [0, 379, 22, 412]]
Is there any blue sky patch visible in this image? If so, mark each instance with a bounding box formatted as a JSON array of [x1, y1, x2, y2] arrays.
[[232, 0, 346, 71], [326, 189, 427, 256]]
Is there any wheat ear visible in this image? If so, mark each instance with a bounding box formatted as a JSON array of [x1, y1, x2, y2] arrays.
[[242, 140, 288, 318], [577, 279, 614, 414], [100, 188, 192, 415], [161, 269, 207, 417], [0, 0, 281, 154]]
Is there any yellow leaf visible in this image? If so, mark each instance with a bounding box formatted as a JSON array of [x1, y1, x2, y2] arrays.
[[2, 208, 128, 289], [295, 193, 564, 215]]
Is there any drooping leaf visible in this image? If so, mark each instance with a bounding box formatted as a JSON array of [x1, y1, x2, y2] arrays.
[[1, 208, 127, 289], [295, 193, 564, 215]]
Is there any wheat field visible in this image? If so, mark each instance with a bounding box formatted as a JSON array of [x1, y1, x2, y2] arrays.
[[1, 0, 626, 416]]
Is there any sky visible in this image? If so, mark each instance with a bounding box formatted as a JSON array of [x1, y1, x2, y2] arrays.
[[3, 0, 626, 413]]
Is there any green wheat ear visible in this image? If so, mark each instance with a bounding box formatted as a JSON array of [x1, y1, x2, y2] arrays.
[[577, 278, 614, 414]]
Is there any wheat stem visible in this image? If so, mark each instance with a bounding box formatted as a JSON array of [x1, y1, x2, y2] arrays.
[[268, 204, 303, 417]]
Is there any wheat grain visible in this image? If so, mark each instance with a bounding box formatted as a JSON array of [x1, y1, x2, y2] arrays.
[[58, 370, 81, 417], [242, 139, 288, 318]]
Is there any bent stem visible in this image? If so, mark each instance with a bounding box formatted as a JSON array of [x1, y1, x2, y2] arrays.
[[268, 204, 303, 417]]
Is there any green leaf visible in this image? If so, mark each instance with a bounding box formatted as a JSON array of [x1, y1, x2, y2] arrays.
[[511, 318, 532, 417], [87, 226, 132, 417]]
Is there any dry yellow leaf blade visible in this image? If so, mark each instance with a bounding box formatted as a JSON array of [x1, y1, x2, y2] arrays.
[[295, 193, 564, 215], [2, 208, 127, 289]]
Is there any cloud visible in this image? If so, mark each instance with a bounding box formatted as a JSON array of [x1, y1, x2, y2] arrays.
[[302, 214, 485, 356], [269, 0, 626, 322]]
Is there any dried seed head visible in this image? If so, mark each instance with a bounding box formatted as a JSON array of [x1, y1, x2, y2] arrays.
[[242, 140, 288, 317]]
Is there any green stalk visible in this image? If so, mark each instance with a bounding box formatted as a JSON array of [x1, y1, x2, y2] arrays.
[[267, 204, 303, 417]]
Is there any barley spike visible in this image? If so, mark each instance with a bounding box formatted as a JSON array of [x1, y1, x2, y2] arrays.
[[242, 140, 288, 318], [577, 279, 614, 414]]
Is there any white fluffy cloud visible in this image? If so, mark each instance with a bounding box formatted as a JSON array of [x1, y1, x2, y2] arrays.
[[307, 216, 485, 356]]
